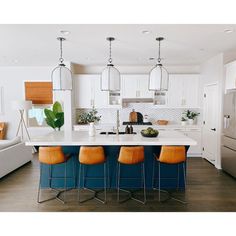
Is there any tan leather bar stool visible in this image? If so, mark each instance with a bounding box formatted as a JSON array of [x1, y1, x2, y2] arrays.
[[78, 146, 107, 204], [117, 146, 146, 204], [152, 146, 187, 204], [38, 146, 74, 204]]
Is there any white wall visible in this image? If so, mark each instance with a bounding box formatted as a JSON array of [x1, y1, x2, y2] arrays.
[[0, 66, 52, 139], [200, 53, 224, 169]]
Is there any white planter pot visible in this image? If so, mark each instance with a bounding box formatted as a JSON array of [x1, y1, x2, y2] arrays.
[[188, 119, 194, 125], [89, 122, 96, 137], [181, 121, 187, 126]]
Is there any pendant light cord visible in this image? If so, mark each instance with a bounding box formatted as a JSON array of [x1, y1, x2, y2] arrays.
[[59, 38, 64, 64], [158, 39, 161, 64], [108, 39, 112, 64]]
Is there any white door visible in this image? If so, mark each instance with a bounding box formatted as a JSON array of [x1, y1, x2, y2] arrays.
[[202, 84, 218, 164]]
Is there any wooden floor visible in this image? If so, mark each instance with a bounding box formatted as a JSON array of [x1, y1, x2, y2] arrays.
[[0, 155, 236, 212]]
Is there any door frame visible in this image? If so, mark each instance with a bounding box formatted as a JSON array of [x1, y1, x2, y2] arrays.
[[203, 82, 221, 169]]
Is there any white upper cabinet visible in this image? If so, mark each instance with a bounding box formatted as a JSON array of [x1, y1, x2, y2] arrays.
[[225, 61, 236, 91], [122, 75, 153, 98], [74, 74, 108, 108], [168, 74, 199, 108]]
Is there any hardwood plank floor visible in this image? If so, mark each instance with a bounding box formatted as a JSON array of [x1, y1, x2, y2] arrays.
[[0, 155, 236, 212]]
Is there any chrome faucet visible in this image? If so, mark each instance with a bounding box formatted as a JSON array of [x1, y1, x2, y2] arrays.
[[116, 109, 120, 135]]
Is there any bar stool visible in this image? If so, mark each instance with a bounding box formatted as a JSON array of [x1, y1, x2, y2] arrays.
[[152, 145, 187, 204], [117, 146, 146, 204], [37, 146, 74, 204], [78, 146, 107, 204]]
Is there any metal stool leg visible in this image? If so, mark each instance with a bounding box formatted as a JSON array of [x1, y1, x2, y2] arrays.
[[142, 163, 146, 204], [37, 164, 66, 204], [117, 162, 120, 202], [117, 162, 146, 204], [37, 164, 42, 203], [78, 162, 107, 204]]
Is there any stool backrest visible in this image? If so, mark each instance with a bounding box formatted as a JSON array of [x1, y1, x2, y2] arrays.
[[118, 146, 144, 164], [79, 146, 105, 165], [159, 146, 186, 164], [39, 146, 66, 165]]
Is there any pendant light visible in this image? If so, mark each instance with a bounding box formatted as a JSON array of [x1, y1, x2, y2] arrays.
[[149, 37, 169, 91], [101, 37, 121, 91], [51, 37, 72, 91]]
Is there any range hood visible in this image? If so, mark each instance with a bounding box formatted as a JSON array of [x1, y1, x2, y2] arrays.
[[122, 98, 154, 104]]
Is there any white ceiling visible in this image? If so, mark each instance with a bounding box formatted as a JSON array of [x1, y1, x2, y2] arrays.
[[1, 24, 236, 66]]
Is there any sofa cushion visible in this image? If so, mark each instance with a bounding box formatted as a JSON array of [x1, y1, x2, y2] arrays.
[[0, 137, 21, 150]]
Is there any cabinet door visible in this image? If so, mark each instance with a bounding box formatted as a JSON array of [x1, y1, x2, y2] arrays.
[[225, 61, 236, 90], [122, 75, 138, 98], [185, 129, 202, 156], [168, 75, 183, 107], [182, 75, 199, 108], [138, 75, 153, 98], [74, 75, 93, 108], [93, 77, 109, 108]]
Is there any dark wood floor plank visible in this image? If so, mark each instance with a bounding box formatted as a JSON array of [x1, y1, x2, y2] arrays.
[[0, 155, 236, 212]]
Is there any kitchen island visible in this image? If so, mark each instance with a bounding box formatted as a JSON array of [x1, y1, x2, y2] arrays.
[[26, 130, 197, 189]]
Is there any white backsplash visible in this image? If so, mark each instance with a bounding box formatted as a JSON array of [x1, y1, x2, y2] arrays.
[[76, 103, 202, 125]]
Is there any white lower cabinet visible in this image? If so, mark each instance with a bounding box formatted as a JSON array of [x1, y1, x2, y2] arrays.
[[169, 127, 202, 157], [184, 129, 202, 157]]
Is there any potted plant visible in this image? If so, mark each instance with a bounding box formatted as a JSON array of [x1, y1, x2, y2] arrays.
[[181, 117, 188, 126], [183, 110, 200, 125], [77, 108, 101, 136], [44, 101, 64, 131]]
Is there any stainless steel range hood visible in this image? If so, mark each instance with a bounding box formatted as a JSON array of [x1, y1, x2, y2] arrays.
[[122, 98, 154, 104]]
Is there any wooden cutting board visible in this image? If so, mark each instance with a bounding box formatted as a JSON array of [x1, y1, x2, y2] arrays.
[[129, 110, 138, 122]]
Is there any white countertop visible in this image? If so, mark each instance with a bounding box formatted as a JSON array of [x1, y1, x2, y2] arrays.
[[25, 130, 197, 146]]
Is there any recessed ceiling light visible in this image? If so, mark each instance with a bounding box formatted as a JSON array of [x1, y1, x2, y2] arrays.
[[142, 30, 151, 34], [224, 29, 234, 34], [60, 30, 70, 35]]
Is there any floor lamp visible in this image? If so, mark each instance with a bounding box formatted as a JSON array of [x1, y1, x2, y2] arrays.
[[11, 100, 32, 141]]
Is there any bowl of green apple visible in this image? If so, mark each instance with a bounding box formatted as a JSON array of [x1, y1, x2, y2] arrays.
[[140, 127, 159, 138]]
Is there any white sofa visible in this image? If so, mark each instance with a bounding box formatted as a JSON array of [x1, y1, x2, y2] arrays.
[[0, 137, 33, 178]]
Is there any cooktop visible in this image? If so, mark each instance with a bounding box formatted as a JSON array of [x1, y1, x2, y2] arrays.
[[123, 122, 152, 125]]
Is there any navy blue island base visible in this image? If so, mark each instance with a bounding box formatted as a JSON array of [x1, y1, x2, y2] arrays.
[[39, 145, 189, 190]]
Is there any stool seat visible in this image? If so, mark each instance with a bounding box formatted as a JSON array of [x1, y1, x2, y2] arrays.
[[118, 146, 144, 165], [39, 146, 71, 165], [157, 146, 186, 164], [79, 146, 105, 165]]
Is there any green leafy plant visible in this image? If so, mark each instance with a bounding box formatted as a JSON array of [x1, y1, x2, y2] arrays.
[[77, 108, 101, 124], [181, 117, 187, 121], [44, 101, 64, 131], [183, 110, 200, 120]]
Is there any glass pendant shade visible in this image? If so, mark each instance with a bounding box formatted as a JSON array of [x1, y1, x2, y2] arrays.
[[51, 64, 72, 90], [149, 37, 169, 91], [51, 37, 72, 91], [149, 64, 169, 91], [101, 37, 121, 91], [101, 64, 120, 91]]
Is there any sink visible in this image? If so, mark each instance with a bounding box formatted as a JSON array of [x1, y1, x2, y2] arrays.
[[100, 131, 137, 135]]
